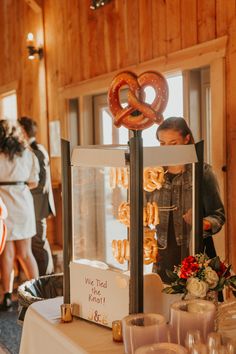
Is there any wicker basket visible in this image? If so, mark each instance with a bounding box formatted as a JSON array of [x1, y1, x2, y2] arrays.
[[17, 273, 63, 322]]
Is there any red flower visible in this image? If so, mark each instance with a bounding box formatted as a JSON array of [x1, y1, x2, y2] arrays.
[[181, 256, 196, 266], [179, 256, 199, 279]]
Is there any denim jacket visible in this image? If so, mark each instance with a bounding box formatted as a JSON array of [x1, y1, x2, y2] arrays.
[[145, 163, 225, 249]]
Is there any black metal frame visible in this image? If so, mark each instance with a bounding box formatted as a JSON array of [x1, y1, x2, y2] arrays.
[[129, 131, 144, 314], [61, 139, 73, 304]]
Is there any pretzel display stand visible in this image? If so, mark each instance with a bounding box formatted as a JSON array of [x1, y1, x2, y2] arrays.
[[61, 70, 198, 330], [67, 142, 197, 328]]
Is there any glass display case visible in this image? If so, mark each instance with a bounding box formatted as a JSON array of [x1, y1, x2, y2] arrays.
[[64, 142, 199, 327], [70, 144, 198, 275]]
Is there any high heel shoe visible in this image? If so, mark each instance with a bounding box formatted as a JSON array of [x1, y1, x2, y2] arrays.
[[0, 292, 13, 311]]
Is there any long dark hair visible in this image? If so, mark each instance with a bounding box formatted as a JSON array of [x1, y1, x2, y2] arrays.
[[0, 120, 26, 160], [156, 117, 195, 144], [18, 116, 39, 151]]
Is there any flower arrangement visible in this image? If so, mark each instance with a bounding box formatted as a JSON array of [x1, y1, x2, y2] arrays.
[[162, 253, 236, 299]]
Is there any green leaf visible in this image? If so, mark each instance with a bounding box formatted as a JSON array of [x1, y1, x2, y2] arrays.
[[214, 277, 226, 291], [162, 284, 185, 295], [228, 276, 236, 289], [208, 256, 220, 271], [165, 269, 178, 281], [162, 287, 175, 294], [178, 279, 187, 286]]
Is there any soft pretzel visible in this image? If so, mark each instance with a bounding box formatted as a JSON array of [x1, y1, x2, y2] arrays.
[[143, 202, 159, 226], [109, 167, 129, 189], [118, 202, 130, 226], [112, 230, 158, 265], [109, 167, 117, 189], [118, 201, 159, 227], [112, 239, 128, 264], [108, 71, 168, 131], [143, 228, 158, 265], [143, 166, 165, 192]]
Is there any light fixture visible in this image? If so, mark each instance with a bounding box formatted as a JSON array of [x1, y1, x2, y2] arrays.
[[26, 33, 43, 60], [90, 0, 111, 10]]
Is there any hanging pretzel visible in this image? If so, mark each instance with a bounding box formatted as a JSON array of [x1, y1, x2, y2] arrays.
[[108, 71, 168, 130], [118, 202, 130, 226], [143, 202, 159, 226], [143, 166, 165, 192], [112, 229, 158, 265], [109, 167, 129, 189], [118, 201, 159, 227], [143, 228, 158, 265], [112, 239, 129, 264]]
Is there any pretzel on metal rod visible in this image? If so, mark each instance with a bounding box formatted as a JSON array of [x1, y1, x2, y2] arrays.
[[108, 71, 169, 131]]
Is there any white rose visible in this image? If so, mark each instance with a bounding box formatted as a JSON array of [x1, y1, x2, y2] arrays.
[[204, 266, 219, 289], [186, 277, 209, 298]]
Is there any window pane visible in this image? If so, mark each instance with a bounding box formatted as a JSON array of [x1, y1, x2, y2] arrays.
[[2, 94, 17, 120], [142, 74, 183, 146]]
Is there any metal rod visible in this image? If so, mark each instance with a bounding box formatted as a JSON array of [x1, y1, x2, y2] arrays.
[[129, 130, 143, 314], [61, 139, 73, 304], [194, 141, 204, 254]]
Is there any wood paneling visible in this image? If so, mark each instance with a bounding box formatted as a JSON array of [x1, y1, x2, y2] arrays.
[[1, 0, 236, 263], [181, 0, 198, 49], [152, 0, 167, 57], [197, 0, 216, 43], [166, 0, 181, 53], [226, 17, 236, 271], [216, 0, 236, 37], [139, 0, 153, 62]]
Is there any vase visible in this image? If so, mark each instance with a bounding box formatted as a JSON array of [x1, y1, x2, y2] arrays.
[[183, 291, 219, 331], [205, 290, 219, 331]]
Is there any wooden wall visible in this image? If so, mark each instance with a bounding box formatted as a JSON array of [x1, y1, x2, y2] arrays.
[[0, 0, 48, 147], [0, 0, 236, 268]]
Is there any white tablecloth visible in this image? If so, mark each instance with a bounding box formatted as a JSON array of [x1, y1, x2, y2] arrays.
[[19, 297, 124, 354]]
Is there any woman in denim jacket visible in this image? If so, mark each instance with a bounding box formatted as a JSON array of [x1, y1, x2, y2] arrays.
[[146, 117, 225, 284]]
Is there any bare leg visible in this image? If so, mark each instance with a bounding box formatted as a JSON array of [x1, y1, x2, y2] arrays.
[[15, 238, 39, 280], [0, 241, 15, 293]]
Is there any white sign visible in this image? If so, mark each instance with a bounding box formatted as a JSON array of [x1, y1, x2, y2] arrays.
[[70, 261, 129, 328]]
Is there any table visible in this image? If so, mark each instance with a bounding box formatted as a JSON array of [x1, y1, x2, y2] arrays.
[[19, 297, 124, 354]]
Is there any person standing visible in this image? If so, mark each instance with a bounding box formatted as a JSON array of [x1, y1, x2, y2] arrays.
[[146, 117, 225, 284], [18, 117, 55, 276], [0, 119, 39, 310]]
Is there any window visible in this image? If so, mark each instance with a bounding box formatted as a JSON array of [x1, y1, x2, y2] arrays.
[[0, 92, 17, 120], [94, 73, 183, 146]]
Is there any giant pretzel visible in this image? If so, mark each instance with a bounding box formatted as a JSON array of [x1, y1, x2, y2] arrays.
[[108, 71, 168, 130]]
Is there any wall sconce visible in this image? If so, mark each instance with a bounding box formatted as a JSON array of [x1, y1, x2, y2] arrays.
[[27, 33, 43, 60], [90, 0, 111, 10]]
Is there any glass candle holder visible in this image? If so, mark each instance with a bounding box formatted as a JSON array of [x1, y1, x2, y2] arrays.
[[112, 320, 123, 342], [207, 332, 222, 350], [135, 342, 187, 354], [60, 303, 73, 323], [184, 329, 202, 351], [122, 313, 168, 354], [191, 343, 208, 354], [169, 299, 216, 346]]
